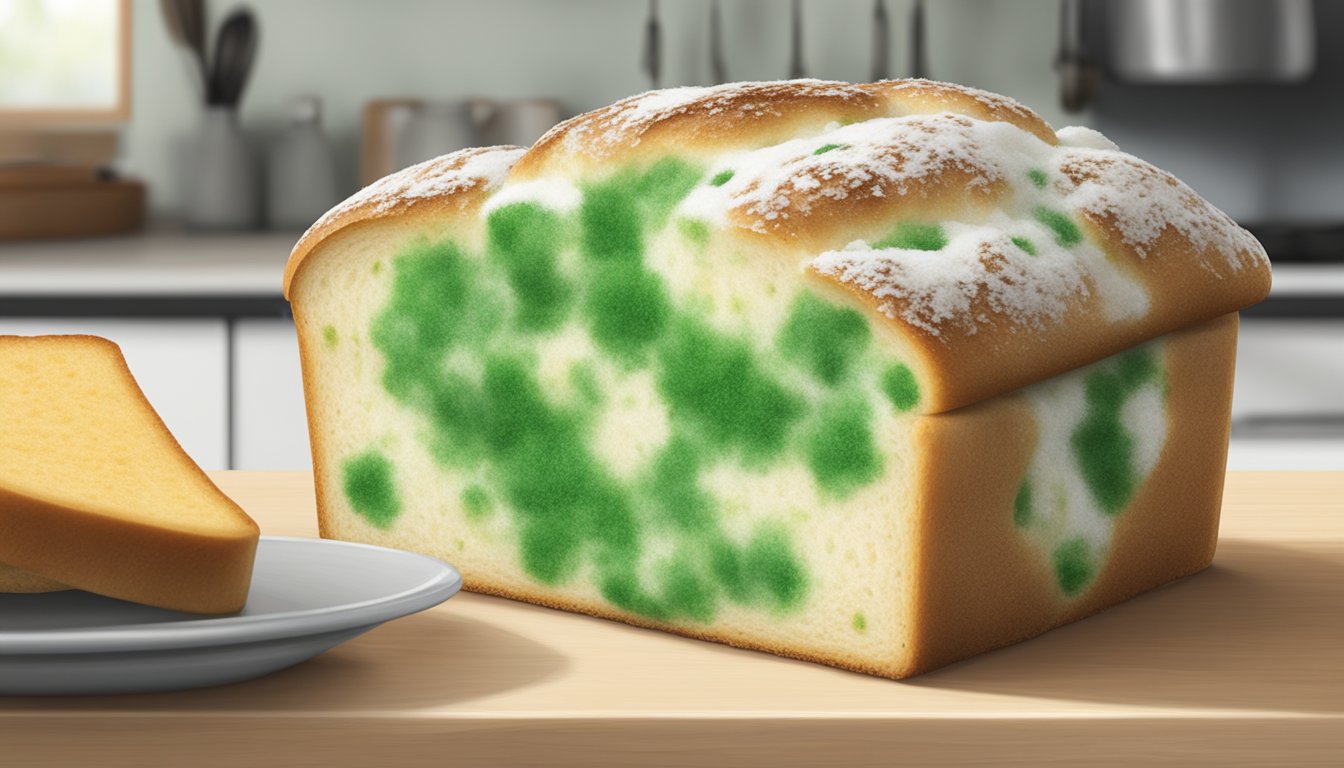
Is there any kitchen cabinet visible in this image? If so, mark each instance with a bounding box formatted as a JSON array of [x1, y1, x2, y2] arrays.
[[0, 317, 228, 469], [233, 318, 312, 469], [1228, 317, 1344, 470]]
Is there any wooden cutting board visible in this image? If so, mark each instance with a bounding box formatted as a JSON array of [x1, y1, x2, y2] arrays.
[[1, 471, 1339, 766]]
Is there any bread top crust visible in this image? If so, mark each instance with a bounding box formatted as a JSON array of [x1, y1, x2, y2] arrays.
[[284, 146, 525, 296], [284, 79, 1270, 412]]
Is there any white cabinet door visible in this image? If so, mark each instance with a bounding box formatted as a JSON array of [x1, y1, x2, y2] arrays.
[[1233, 319, 1344, 420], [1229, 318, 1344, 470], [233, 318, 312, 470], [0, 318, 228, 469]]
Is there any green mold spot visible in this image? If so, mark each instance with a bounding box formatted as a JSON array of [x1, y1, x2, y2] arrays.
[[710, 169, 735, 187], [853, 612, 867, 632], [744, 525, 808, 612], [631, 157, 705, 226], [322, 325, 338, 348], [1028, 168, 1048, 189], [1013, 478, 1034, 528], [678, 218, 711, 247], [372, 260, 383, 274], [1034, 206, 1083, 247], [584, 263, 669, 364], [777, 291, 871, 386], [1011, 236, 1038, 256], [1053, 536, 1096, 596], [876, 221, 947, 251], [813, 143, 845, 155], [461, 484, 493, 521], [486, 202, 573, 332], [646, 436, 715, 530], [657, 316, 804, 463], [370, 238, 503, 405], [342, 450, 400, 529], [805, 397, 882, 498], [569, 362, 603, 408], [880, 363, 920, 412], [1071, 347, 1159, 515]]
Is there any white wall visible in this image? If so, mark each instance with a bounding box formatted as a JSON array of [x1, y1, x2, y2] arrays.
[[122, 0, 1074, 217]]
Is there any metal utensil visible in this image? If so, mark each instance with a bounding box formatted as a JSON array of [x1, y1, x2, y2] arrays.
[[909, 0, 928, 79], [642, 0, 662, 89], [709, 0, 728, 84], [789, 0, 806, 79], [159, 0, 209, 95], [870, 0, 890, 82], [209, 9, 259, 108], [1056, 0, 1097, 112]]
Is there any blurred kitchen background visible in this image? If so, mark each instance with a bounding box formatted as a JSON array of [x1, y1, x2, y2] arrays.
[[0, 0, 1340, 471]]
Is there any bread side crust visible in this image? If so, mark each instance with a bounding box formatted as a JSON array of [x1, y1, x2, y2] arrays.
[[907, 312, 1237, 674], [0, 335, 259, 613]]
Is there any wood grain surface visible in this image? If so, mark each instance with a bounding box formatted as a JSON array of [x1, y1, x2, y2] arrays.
[[2, 471, 1340, 766]]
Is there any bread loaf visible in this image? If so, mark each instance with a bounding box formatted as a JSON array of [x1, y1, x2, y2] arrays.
[[284, 80, 1269, 677], [0, 335, 259, 614]]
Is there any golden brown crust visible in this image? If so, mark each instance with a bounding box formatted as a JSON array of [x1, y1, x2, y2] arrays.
[[871, 79, 1059, 145], [513, 81, 886, 179], [283, 146, 524, 299], [0, 334, 259, 613]]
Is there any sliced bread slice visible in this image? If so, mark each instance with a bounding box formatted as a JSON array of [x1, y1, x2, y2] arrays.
[[0, 335, 259, 614]]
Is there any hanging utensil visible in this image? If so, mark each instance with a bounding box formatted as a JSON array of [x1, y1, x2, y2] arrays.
[[1057, 0, 1098, 111], [642, 0, 662, 89], [209, 9, 259, 108], [789, 0, 806, 79], [870, 0, 890, 82], [159, 0, 209, 96], [709, 0, 728, 84], [909, 0, 928, 79]]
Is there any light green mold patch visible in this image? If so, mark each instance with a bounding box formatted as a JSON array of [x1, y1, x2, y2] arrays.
[[804, 397, 882, 498], [710, 169, 735, 187], [1013, 479, 1033, 528], [777, 291, 871, 386], [853, 612, 867, 632], [1027, 168, 1048, 189], [678, 218, 711, 247], [813, 142, 846, 155], [1072, 347, 1158, 515], [876, 221, 947, 251], [1034, 206, 1083, 247], [1053, 537, 1095, 596], [342, 449, 400, 529], [461, 484, 494, 521], [322, 325, 338, 348], [880, 363, 920, 412], [1011, 236, 1038, 256]]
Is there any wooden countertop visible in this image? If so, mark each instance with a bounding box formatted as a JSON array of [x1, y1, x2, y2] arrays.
[[3, 471, 1340, 766]]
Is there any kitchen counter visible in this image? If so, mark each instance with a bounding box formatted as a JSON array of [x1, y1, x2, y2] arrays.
[[3, 471, 1339, 766], [0, 229, 297, 316]]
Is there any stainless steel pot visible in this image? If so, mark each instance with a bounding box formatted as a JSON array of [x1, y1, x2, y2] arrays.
[[1104, 0, 1315, 83]]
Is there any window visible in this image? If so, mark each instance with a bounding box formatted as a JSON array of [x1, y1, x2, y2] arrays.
[[0, 0, 130, 123]]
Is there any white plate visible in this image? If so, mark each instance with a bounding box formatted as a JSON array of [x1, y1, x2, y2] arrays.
[[0, 536, 461, 695]]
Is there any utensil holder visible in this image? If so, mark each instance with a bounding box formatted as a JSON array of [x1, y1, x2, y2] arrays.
[[185, 106, 257, 229]]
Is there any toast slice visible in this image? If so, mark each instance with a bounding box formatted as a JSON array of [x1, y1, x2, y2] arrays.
[[0, 335, 259, 614]]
